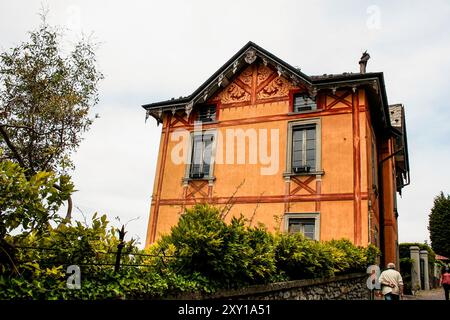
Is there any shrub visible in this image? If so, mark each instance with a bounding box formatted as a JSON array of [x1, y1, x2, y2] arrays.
[[274, 233, 335, 279], [1, 203, 382, 299], [326, 239, 377, 273], [156, 204, 278, 289]]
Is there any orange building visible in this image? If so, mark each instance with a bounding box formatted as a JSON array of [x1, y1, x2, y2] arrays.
[[142, 42, 410, 267]]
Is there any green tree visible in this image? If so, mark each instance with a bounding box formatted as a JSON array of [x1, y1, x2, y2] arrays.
[[0, 16, 103, 221], [0, 159, 73, 271], [428, 192, 450, 257]]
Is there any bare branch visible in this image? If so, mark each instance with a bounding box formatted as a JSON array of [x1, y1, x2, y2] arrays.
[[0, 125, 26, 168], [220, 179, 245, 220], [53, 183, 73, 226], [249, 191, 264, 227]]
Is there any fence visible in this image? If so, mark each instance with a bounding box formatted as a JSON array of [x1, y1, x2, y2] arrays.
[[9, 225, 190, 276]]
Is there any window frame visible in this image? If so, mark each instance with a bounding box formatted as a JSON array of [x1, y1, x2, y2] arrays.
[[288, 89, 319, 114], [285, 118, 322, 176], [292, 93, 317, 113], [194, 104, 218, 124], [284, 213, 320, 240], [183, 129, 218, 182]]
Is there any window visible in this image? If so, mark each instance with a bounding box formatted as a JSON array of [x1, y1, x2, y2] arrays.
[[197, 105, 216, 123], [288, 218, 315, 239], [189, 133, 214, 179], [292, 125, 316, 173], [284, 213, 320, 240], [293, 94, 316, 113], [286, 119, 321, 175]]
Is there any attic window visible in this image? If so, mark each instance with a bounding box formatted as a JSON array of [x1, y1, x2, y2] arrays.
[[197, 105, 216, 123], [293, 94, 317, 113]]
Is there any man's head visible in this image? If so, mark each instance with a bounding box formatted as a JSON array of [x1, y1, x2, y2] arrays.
[[387, 263, 396, 270]]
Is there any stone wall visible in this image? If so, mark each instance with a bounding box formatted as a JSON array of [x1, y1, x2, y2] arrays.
[[174, 273, 370, 300]]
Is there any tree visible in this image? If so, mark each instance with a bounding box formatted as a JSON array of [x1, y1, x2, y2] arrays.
[[0, 159, 73, 271], [428, 192, 450, 258], [0, 16, 103, 221]]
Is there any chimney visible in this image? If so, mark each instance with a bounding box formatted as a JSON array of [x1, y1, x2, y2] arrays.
[[359, 51, 370, 74]]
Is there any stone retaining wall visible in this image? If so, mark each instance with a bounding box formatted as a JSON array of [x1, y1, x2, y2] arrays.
[[174, 273, 370, 300]]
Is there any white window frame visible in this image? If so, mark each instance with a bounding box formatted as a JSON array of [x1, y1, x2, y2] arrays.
[[285, 118, 322, 175], [292, 93, 317, 113], [284, 212, 320, 240], [183, 129, 218, 181]]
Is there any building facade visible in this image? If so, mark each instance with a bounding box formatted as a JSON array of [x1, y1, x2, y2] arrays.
[[142, 42, 410, 267]]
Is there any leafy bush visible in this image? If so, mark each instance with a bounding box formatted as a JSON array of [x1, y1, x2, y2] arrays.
[[274, 235, 378, 280], [326, 239, 378, 273], [275, 232, 334, 279], [1, 202, 382, 299], [156, 205, 279, 289]]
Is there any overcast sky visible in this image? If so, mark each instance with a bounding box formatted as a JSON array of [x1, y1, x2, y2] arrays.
[[1, 0, 449, 247]]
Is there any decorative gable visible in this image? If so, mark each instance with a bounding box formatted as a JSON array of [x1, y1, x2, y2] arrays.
[[210, 60, 306, 108]]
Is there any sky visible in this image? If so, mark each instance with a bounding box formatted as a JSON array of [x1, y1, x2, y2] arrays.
[[1, 0, 449, 247]]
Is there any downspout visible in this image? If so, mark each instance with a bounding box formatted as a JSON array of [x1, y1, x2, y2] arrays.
[[378, 146, 385, 268], [378, 145, 402, 268]]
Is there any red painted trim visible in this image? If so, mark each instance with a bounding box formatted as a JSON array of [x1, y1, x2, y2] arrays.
[[352, 90, 362, 245], [288, 88, 302, 113], [284, 179, 290, 212], [326, 91, 353, 110], [290, 176, 316, 195], [159, 192, 369, 205], [256, 69, 279, 92], [251, 64, 257, 105], [234, 78, 252, 95], [208, 184, 213, 200], [186, 180, 209, 199], [256, 96, 291, 105], [315, 179, 322, 212], [219, 100, 254, 109], [163, 107, 353, 133], [215, 101, 222, 122], [181, 184, 188, 212], [148, 113, 172, 243], [171, 113, 190, 127]]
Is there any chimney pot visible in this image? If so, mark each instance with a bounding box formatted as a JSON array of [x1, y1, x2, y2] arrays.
[[359, 51, 371, 74]]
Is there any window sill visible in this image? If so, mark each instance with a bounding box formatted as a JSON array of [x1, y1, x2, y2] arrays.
[[283, 171, 324, 178], [288, 110, 319, 116], [193, 120, 219, 126], [182, 176, 216, 183]]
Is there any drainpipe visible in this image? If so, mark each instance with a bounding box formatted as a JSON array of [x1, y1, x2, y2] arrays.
[[378, 157, 385, 269], [378, 145, 403, 268]]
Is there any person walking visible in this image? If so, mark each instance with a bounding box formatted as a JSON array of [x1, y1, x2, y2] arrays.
[[379, 262, 404, 300], [440, 266, 450, 301]]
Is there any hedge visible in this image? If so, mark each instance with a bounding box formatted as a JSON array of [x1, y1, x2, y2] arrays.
[[1, 204, 380, 299]]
